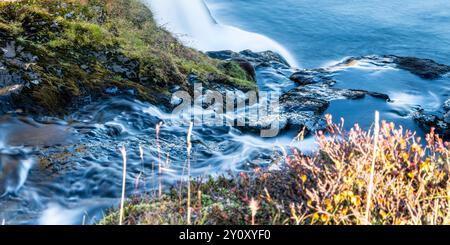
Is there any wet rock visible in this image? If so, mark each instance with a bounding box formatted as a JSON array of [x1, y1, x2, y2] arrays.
[[413, 100, 450, 139], [388, 55, 450, 80], [444, 111, 450, 124], [336, 55, 450, 80], [289, 69, 334, 86], [1, 41, 17, 59], [444, 99, 450, 111], [104, 123, 124, 137], [207, 49, 290, 68], [280, 87, 330, 113], [240, 49, 290, 68], [237, 114, 289, 135], [105, 86, 119, 95], [366, 91, 391, 101], [206, 50, 235, 60], [0, 147, 34, 197]]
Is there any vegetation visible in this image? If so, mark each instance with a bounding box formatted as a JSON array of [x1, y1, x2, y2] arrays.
[[0, 0, 255, 115], [101, 116, 450, 225]]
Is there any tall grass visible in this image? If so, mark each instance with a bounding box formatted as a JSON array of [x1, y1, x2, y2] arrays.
[[186, 122, 194, 225], [156, 122, 163, 198], [119, 145, 127, 225], [249, 198, 259, 225], [365, 111, 380, 224]]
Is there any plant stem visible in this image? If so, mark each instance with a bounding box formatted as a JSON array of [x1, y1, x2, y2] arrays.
[[119, 145, 127, 225], [365, 111, 380, 224]]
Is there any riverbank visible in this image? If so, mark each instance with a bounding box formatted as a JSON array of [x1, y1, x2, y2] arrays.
[[0, 0, 255, 116], [101, 118, 450, 225]]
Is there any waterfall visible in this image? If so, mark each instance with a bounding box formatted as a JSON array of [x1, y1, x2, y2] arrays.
[[142, 0, 299, 67]]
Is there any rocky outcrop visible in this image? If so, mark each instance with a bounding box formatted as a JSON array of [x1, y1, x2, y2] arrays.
[[208, 50, 392, 135], [388, 56, 450, 80], [0, 0, 255, 116], [413, 98, 450, 139], [331, 55, 450, 80], [305, 55, 449, 138], [207, 49, 290, 68]]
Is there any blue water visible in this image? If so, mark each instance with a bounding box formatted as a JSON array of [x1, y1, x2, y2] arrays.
[[207, 0, 450, 68]]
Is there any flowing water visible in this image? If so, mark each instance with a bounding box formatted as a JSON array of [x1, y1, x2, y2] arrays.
[[1, 0, 450, 224], [207, 0, 450, 134]]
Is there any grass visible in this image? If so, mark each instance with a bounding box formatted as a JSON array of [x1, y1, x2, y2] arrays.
[[101, 114, 450, 225], [119, 145, 127, 225]]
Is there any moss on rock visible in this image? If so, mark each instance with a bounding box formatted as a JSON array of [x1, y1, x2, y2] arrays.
[[0, 0, 256, 116]]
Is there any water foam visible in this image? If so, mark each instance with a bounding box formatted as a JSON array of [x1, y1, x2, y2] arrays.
[[142, 0, 299, 67]]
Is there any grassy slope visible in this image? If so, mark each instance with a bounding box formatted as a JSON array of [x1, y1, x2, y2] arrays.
[[101, 118, 450, 225], [0, 0, 255, 115]]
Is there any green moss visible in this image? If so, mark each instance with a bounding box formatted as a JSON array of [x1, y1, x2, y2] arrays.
[[219, 61, 249, 81], [48, 20, 114, 49]]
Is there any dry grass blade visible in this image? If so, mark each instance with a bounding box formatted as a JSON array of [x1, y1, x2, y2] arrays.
[[119, 145, 127, 225], [186, 122, 194, 225], [365, 111, 380, 224]]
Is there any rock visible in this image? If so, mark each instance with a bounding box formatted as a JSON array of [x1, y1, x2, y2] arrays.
[[336, 55, 450, 80], [388, 55, 450, 80], [1, 41, 16, 59], [207, 49, 290, 68], [367, 91, 391, 101], [289, 69, 334, 86], [107, 54, 140, 81], [444, 111, 450, 124], [444, 99, 450, 111], [240, 50, 290, 68], [280, 87, 330, 113], [105, 86, 119, 95], [206, 50, 235, 60], [413, 101, 450, 139], [0, 147, 34, 197], [104, 123, 124, 137]]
